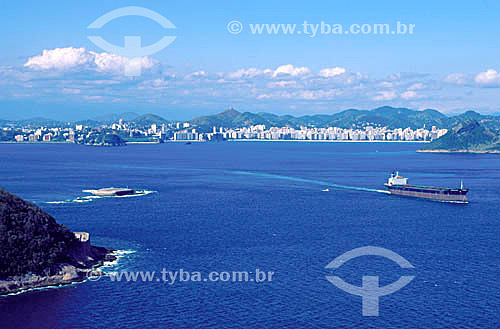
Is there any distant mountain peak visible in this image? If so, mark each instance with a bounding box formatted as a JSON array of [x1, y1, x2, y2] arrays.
[[221, 108, 241, 117], [132, 114, 169, 126], [187, 106, 497, 132]]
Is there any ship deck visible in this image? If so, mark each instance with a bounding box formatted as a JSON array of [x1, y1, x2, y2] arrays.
[[385, 184, 462, 192]]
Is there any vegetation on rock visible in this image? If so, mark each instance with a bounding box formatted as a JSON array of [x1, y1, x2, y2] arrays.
[[0, 189, 78, 279]]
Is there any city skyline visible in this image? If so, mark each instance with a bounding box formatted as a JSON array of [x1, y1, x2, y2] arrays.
[[3, 114, 447, 145]]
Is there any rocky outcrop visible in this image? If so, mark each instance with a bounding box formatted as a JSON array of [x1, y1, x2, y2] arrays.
[[0, 245, 116, 295], [0, 188, 115, 295]]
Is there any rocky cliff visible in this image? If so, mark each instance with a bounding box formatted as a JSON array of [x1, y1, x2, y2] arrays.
[[0, 188, 115, 295]]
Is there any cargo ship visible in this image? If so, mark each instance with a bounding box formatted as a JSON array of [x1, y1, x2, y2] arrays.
[[384, 172, 468, 203]]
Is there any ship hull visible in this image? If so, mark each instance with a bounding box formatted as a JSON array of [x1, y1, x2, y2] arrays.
[[385, 184, 468, 203]]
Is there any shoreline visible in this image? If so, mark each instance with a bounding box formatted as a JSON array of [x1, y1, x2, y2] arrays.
[[0, 246, 116, 296], [0, 141, 72, 144], [1, 140, 429, 145], [228, 139, 429, 143]]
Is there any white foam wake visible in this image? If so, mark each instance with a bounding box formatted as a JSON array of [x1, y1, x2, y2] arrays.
[[45, 190, 156, 205], [231, 170, 388, 194]]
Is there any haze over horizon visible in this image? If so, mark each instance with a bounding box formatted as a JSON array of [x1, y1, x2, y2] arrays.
[[1, 1, 500, 120]]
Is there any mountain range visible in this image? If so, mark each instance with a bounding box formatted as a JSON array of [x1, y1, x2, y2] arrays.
[[2, 106, 500, 132], [188, 107, 500, 132]]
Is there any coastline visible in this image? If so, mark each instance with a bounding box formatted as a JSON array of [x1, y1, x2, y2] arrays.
[[125, 141, 160, 144], [0, 141, 72, 144], [1, 140, 430, 145], [417, 149, 500, 154], [228, 139, 429, 143], [0, 246, 116, 296]]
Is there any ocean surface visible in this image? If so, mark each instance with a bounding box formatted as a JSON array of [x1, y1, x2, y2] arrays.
[[0, 142, 499, 328]]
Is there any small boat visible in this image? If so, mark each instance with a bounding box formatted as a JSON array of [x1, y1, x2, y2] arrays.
[[322, 188, 330, 192]]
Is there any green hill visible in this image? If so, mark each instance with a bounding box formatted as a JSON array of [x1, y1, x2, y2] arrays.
[[189, 106, 500, 133], [419, 120, 500, 153], [99, 133, 126, 146], [189, 109, 269, 131], [189, 106, 454, 131], [0, 189, 78, 279], [0, 188, 117, 295], [131, 114, 169, 126]]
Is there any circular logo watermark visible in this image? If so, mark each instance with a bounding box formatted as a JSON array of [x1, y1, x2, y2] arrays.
[[227, 21, 243, 34], [87, 6, 177, 76], [325, 246, 415, 317], [86, 270, 103, 282]]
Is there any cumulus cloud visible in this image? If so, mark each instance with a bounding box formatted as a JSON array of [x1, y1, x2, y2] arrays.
[[184, 70, 208, 80], [24, 47, 157, 75], [6, 45, 500, 113], [444, 69, 500, 87], [24, 47, 93, 70], [318, 67, 346, 78], [407, 83, 425, 91], [257, 89, 341, 100], [444, 73, 470, 85], [373, 90, 397, 101], [93, 53, 156, 74], [296, 89, 342, 100], [401, 90, 418, 99], [272, 64, 311, 77], [225, 68, 272, 80], [474, 69, 500, 87], [267, 80, 297, 88]]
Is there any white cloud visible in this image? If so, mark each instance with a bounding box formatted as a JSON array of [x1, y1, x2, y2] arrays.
[[93, 53, 156, 74], [474, 69, 500, 87], [24, 47, 93, 70], [184, 70, 208, 80], [373, 90, 397, 101], [272, 64, 311, 78], [226, 68, 272, 80], [62, 88, 81, 95], [137, 78, 169, 90], [296, 89, 341, 100], [267, 80, 297, 88], [408, 83, 424, 91], [83, 95, 104, 101], [7, 47, 500, 112], [318, 67, 346, 78], [401, 90, 418, 99], [444, 73, 469, 85], [24, 47, 157, 74], [257, 89, 341, 100]]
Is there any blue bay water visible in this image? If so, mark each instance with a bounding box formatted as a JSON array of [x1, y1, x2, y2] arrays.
[[0, 142, 499, 328]]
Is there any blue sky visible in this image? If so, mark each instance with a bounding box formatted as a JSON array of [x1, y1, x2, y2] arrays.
[[1, 0, 499, 120]]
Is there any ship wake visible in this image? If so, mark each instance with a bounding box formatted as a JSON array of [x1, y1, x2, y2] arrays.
[[231, 171, 388, 194]]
